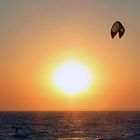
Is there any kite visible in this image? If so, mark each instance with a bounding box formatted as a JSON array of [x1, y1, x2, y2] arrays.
[[111, 21, 125, 39]]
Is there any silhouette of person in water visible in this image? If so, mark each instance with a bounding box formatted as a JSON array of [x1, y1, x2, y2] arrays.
[[12, 126, 22, 135], [14, 127, 18, 134]]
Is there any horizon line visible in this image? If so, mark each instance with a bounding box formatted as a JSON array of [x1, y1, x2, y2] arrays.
[[0, 110, 140, 112]]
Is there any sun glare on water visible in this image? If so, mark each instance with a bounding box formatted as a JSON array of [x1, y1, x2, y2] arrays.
[[52, 60, 93, 96]]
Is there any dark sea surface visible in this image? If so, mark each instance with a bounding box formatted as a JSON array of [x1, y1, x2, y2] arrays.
[[0, 111, 140, 140]]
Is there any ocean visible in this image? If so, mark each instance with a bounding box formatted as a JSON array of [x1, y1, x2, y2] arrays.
[[0, 111, 140, 140]]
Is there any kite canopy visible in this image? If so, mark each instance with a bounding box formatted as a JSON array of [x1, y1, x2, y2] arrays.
[[111, 21, 125, 39]]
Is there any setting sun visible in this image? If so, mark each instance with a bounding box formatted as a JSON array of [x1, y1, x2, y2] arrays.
[[52, 60, 93, 96]]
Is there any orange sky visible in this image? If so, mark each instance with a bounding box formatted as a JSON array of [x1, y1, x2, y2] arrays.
[[0, 0, 140, 111]]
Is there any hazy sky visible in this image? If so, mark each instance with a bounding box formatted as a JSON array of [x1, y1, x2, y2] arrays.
[[0, 0, 140, 111]]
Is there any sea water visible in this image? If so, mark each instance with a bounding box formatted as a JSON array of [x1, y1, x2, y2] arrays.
[[0, 111, 140, 140]]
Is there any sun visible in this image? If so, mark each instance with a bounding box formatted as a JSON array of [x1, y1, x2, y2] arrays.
[[52, 60, 93, 96]]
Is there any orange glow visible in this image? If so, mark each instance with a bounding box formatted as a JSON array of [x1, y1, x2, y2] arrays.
[[0, 1, 140, 111]]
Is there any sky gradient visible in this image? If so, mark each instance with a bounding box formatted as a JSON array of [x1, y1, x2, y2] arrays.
[[0, 0, 140, 111]]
